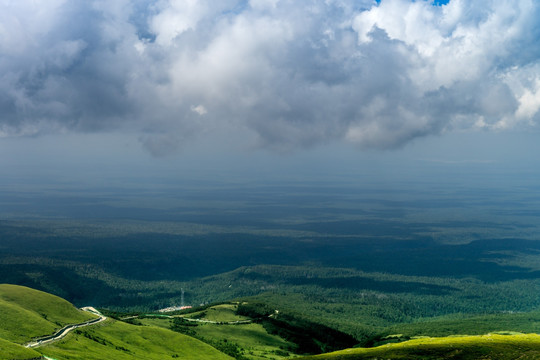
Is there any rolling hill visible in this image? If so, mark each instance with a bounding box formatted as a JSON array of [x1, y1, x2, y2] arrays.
[[297, 333, 540, 360], [3, 283, 540, 360], [0, 284, 96, 344], [0, 284, 232, 360]]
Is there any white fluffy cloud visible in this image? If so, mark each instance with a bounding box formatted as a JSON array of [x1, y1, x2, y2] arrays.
[[1, 0, 539, 154]]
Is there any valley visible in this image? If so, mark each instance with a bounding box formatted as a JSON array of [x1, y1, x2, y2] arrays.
[[4, 284, 540, 360], [2, 179, 540, 359]]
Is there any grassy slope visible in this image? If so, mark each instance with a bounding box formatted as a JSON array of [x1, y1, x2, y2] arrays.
[[378, 311, 540, 341], [185, 304, 251, 322], [39, 319, 233, 360], [0, 337, 41, 360], [0, 284, 96, 343], [194, 322, 292, 360], [141, 303, 296, 360], [299, 333, 540, 360]]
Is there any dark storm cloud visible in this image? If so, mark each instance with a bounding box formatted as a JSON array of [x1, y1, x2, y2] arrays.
[[0, 1, 139, 133], [1, 0, 539, 154]]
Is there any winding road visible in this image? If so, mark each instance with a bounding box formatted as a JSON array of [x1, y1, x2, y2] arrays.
[[127, 313, 254, 325], [24, 307, 107, 348]]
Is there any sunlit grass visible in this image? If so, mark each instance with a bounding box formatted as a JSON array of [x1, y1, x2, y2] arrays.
[[0, 337, 41, 360], [183, 303, 250, 322], [300, 333, 540, 359], [141, 303, 296, 360], [0, 284, 96, 343], [39, 320, 233, 360]]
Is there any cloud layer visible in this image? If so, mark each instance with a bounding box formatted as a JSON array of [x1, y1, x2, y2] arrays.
[[1, 0, 539, 155]]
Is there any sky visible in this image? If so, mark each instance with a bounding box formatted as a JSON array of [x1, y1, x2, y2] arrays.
[[1, 0, 540, 186]]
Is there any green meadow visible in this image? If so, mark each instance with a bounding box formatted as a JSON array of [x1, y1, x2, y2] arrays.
[[298, 333, 540, 360], [193, 322, 293, 360], [184, 304, 251, 322], [0, 284, 96, 343], [0, 337, 41, 360], [39, 319, 233, 360], [140, 303, 296, 360], [0, 284, 233, 360], [378, 311, 540, 341]]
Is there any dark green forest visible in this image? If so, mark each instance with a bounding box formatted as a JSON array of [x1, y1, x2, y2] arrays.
[[2, 180, 540, 345], [3, 218, 540, 342]]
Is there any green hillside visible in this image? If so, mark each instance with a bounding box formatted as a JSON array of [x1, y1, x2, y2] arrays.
[[375, 311, 540, 342], [184, 303, 251, 322], [298, 333, 540, 360], [139, 303, 297, 360], [0, 337, 41, 360], [39, 319, 233, 360], [0, 284, 232, 359], [0, 284, 96, 343], [136, 301, 358, 359], [5, 283, 540, 360]]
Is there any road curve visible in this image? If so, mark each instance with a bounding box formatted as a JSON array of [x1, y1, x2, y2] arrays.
[[25, 307, 107, 348], [181, 317, 252, 325], [132, 313, 253, 325]]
